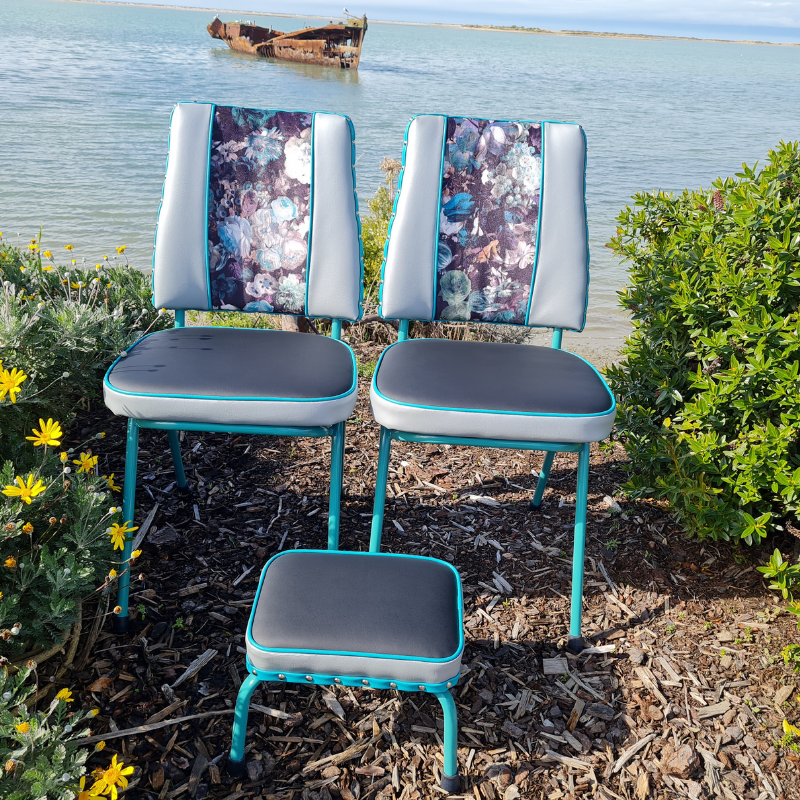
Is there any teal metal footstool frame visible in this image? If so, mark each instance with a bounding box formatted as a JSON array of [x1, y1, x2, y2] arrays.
[[369, 115, 616, 653], [102, 102, 364, 633], [228, 549, 464, 793]]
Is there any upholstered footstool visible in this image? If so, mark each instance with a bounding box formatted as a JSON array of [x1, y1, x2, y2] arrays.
[[227, 550, 464, 793]]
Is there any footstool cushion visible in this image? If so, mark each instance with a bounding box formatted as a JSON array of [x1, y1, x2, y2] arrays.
[[246, 550, 463, 685]]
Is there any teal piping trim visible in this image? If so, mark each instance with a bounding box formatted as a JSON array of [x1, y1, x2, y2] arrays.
[[244, 660, 460, 694], [303, 112, 316, 317], [135, 420, 332, 437], [371, 340, 616, 419], [205, 104, 215, 311], [431, 115, 447, 321], [103, 327, 358, 404], [524, 121, 545, 326], [246, 550, 464, 664]]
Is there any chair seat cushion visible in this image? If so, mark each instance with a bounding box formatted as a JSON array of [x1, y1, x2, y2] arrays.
[[246, 550, 463, 685], [370, 339, 615, 443], [103, 327, 357, 427]]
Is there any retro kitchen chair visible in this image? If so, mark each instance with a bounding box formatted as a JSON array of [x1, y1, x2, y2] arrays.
[[228, 549, 464, 792], [103, 103, 363, 633], [370, 115, 616, 653]]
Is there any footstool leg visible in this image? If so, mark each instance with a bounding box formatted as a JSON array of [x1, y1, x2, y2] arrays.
[[228, 673, 262, 776], [434, 690, 459, 793]]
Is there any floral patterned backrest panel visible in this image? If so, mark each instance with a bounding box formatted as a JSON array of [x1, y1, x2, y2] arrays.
[[208, 106, 313, 315], [436, 117, 542, 325]]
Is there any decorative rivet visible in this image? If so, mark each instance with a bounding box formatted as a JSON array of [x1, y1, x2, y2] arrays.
[[334, 677, 342, 684], [252, 670, 258, 676], [362, 679, 370, 686], [305, 675, 314, 682], [446, 682, 452, 688], [389, 682, 397, 689], [278, 674, 286, 681], [419, 685, 426, 691]]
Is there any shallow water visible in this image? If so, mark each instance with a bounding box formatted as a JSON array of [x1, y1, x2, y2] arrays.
[[3, 0, 800, 360]]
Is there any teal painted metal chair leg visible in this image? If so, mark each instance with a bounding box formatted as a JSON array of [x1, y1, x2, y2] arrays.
[[434, 690, 459, 793], [369, 427, 393, 553], [227, 673, 262, 777], [529, 451, 555, 509], [114, 419, 139, 635], [167, 430, 188, 492], [327, 421, 345, 550], [568, 442, 591, 653]]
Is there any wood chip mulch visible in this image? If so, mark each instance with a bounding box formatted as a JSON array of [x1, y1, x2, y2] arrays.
[[42, 338, 800, 800]]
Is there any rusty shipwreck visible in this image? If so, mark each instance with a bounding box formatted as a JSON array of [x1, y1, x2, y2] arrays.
[[207, 14, 367, 70]]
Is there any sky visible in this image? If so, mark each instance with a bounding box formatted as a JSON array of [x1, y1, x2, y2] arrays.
[[105, 0, 800, 42]]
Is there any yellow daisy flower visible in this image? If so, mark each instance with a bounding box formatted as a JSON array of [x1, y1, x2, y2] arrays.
[[2, 474, 47, 504], [784, 718, 800, 738], [105, 474, 121, 492], [55, 688, 73, 703], [73, 453, 98, 474], [64, 244, 73, 250], [22, 523, 33, 534], [26, 418, 63, 447], [4, 556, 17, 569], [107, 520, 138, 550], [0, 366, 28, 404], [92, 754, 134, 800], [15, 722, 30, 734]]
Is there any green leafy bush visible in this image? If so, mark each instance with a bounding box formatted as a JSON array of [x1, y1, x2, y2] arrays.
[[606, 141, 800, 545]]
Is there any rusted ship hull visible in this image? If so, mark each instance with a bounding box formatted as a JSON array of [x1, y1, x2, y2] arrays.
[[208, 16, 367, 70]]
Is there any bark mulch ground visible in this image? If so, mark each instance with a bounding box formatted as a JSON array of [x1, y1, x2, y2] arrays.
[[44, 339, 800, 800]]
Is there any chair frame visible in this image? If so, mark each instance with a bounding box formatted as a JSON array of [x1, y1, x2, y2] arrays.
[[112, 312, 348, 634], [370, 323, 591, 653]]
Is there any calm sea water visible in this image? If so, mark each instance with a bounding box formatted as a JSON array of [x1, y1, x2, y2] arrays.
[[3, 0, 800, 359]]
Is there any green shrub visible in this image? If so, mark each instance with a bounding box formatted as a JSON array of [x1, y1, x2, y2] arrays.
[[361, 180, 394, 302], [606, 141, 800, 545], [0, 237, 169, 459]]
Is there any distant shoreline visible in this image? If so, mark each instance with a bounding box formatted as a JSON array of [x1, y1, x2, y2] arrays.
[[54, 0, 800, 47]]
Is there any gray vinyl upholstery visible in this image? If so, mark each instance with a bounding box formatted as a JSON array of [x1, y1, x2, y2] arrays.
[[526, 123, 588, 330], [247, 551, 463, 684], [306, 113, 362, 321], [370, 339, 615, 443], [380, 115, 445, 321], [153, 102, 214, 311], [104, 328, 357, 428]]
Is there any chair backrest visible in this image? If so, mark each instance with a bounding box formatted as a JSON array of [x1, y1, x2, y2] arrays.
[[153, 102, 363, 321], [380, 115, 588, 331]]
